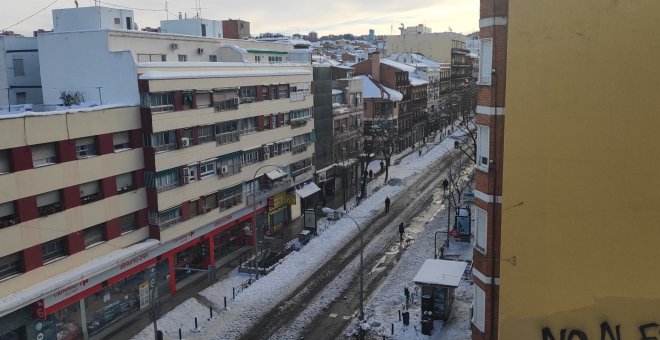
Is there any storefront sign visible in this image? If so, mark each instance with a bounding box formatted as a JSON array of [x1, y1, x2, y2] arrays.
[[214, 214, 233, 227], [542, 321, 660, 339], [169, 231, 195, 246], [269, 192, 288, 210], [119, 252, 150, 270], [32, 300, 46, 320]]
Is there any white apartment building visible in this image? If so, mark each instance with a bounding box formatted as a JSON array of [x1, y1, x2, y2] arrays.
[[0, 36, 42, 109], [0, 6, 315, 340]]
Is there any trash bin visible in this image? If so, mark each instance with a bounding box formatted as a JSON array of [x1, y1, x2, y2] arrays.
[[421, 319, 432, 335], [156, 330, 164, 340], [402, 311, 410, 325], [298, 230, 311, 245]]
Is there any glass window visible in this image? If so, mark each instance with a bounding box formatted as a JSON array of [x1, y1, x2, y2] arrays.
[[0, 149, 10, 173], [80, 180, 102, 205], [75, 137, 97, 158], [178, 54, 187, 62], [198, 126, 214, 144], [199, 160, 216, 178], [0, 201, 17, 228], [113, 131, 130, 151], [116, 172, 134, 193], [12, 59, 24, 76], [208, 54, 218, 62], [155, 169, 179, 192], [84, 224, 106, 248], [475, 206, 487, 252], [37, 190, 63, 217], [43, 302, 83, 340], [42, 237, 67, 263], [119, 213, 137, 234], [0, 252, 21, 281], [31, 143, 57, 167]]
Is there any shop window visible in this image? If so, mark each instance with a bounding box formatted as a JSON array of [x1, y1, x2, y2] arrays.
[[113, 131, 131, 151], [116, 172, 135, 193], [0, 201, 18, 228], [0, 252, 22, 281], [75, 137, 97, 158], [43, 302, 83, 340], [80, 180, 102, 205], [119, 213, 137, 234], [31, 143, 58, 167], [84, 224, 106, 248], [42, 237, 67, 263]]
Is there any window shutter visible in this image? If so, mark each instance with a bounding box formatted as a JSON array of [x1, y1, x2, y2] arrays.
[[476, 207, 487, 251], [113, 132, 129, 146], [116, 173, 133, 189], [31, 143, 56, 160], [79, 181, 100, 196], [0, 202, 14, 217], [75, 137, 95, 147], [37, 191, 60, 207], [0, 150, 9, 173], [472, 285, 486, 330], [479, 38, 493, 85]]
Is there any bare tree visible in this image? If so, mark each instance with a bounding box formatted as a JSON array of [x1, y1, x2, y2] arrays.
[[446, 152, 474, 210], [452, 79, 479, 163]]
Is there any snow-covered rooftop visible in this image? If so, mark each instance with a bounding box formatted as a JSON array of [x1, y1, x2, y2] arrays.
[[356, 75, 403, 101], [409, 76, 429, 86], [380, 58, 417, 72]]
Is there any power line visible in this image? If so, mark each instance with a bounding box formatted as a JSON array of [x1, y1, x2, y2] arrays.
[[1, 0, 61, 32]]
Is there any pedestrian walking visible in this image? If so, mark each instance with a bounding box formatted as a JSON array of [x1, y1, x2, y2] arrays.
[[418, 148, 422, 157], [243, 224, 252, 246], [385, 196, 391, 213], [368, 169, 373, 181], [404, 287, 410, 308], [380, 160, 385, 172], [399, 222, 405, 240]]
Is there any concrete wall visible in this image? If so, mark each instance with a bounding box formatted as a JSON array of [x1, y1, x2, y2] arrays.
[[385, 32, 465, 63], [53, 7, 135, 32], [0, 36, 42, 106], [161, 18, 223, 38], [499, 0, 660, 338]]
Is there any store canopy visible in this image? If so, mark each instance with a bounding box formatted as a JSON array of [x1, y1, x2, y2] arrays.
[[295, 182, 321, 198], [412, 259, 468, 288], [265, 168, 287, 180]]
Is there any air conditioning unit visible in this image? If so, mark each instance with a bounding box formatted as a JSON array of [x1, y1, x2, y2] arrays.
[[181, 137, 191, 147], [220, 166, 228, 173], [197, 48, 204, 55], [170, 43, 179, 50]]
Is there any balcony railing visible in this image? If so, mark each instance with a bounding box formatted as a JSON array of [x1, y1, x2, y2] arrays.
[[33, 157, 57, 168], [156, 181, 180, 193], [290, 118, 310, 129], [290, 92, 307, 102], [218, 163, 242, 178], [153, 143, 178, 153], [198, 134, 215, 144], [216, 131, 241, 145], [291, 165, 312, 179], [240, 96, 255, 104], [80, 192, 102, 205], [38, 202, 64, 217], [117, 184, 137, 194], [214, 99, 239, 112], [150, 104, 175, 113], [0, 215, 19, 228], [158, 216, 182, 230], [219, 193, 243, 211], [292, 143, 310, 155]]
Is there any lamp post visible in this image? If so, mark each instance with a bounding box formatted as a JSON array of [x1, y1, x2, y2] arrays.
[[437, 143, 453, 249], [251, 164, 286, 277], [322, 207, 364, 320]]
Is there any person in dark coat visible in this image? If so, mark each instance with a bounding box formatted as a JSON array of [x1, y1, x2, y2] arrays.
[[368, 169, 373, 181], [399, 222, 405, 240], [385, 196, 391, 213], [380, 160, 384, 172]]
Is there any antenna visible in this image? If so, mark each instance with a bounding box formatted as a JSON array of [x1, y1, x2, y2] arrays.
[[165, 1, 168, 20]]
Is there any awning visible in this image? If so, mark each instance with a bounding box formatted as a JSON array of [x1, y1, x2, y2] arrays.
[[412, 259, 468, 288], [295, 182, 321, 198], [265, 168, 287, 180]]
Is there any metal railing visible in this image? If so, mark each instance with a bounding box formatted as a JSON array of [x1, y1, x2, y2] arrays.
[[218, 163, 242, 178], [219, 194, 243, 211], [33, 157, 57, 167], [37, 202, 64, 217], [292, 143, 310, 154], [291, 166, 312, 178], [80, 192, 102, 205], [198, 134, 215, 144], [216, 131, 241, 145], [150, 104, 174, 113], [156, 181, 180, 193], [153, 143, 178, 153], [158, 216, 183, 229]]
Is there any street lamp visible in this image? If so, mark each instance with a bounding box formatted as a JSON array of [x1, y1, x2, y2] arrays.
[[322, 207, 364, 320], [251, 164, 287, 277], [437, 143, 454, 249]]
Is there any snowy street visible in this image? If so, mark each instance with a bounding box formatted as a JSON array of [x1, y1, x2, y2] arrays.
[[131, 130, 475, 340]]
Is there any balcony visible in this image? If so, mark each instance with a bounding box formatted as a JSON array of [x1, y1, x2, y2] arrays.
[[246, 178, 292, 207], [117, 184, 137, 194], [153, 143, 178, 153], [290, 92, 307, 102], [240, 96, 256, 104], [33, 156, 57, 168], [219, 193, 243, 211], [292, 143, 310, 155], [158, 216, 183, 230], [218, 163, 242, 178], [216, 131, 241, 145], [290, 119, 310, 129], [156, 181, 180, 193], [0, 215, 19, 228], [214, 99, 239, 112], [150, 104, 175, 114], [38, 202, 64, 217], [198, 134, 215, 144], [291, 165, 312, 179], [80, 192, 102, 205]]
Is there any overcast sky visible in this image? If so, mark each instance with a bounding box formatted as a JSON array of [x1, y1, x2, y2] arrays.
[[1, 0, 478, 37]]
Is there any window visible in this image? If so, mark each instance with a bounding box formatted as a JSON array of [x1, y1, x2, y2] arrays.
[[478, 38, 493, 85], [142, 92, 174, 113], [114, 17, 121, 25], [75, 137, 97, 158], [116, 172, 134, 193], [189, 199, 199, 218], [119, 213, 138, 234], [195, 91, 212, 107], [178, 54, 187, 62], [16, 92, 26, 104], [255, 56, 261, 62], [199, 160, 216, 178], [474, 206, 487, 252], [184, 164, 197, 183], [137, 54, 167, 62], [151, 131, 177, 152], [31, 143, 57, 167], [472, 285, 486, 331], [155, 169, 179, 192], [0, 201, 18, 228], [113, 131, 130, 151], [208, 54, 218, 62], [37, 190, 63, 217], [0, 149, 10, 174], [0, 252, 22, 281], [42, 237, 67, 263], [84, 224, 105, 248], [242, 149, 259, 165], [198, 125, 214, 144], [157, 207, 182, 229], [477, 125, 490, 171], [79, 181, 102, 204], [202, 193, 218, 212], [12, 59, 24, 76]]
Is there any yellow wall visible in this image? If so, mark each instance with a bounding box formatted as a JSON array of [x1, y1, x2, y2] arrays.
[[385, 33, 461, 62], [500, 0, 660, 337]]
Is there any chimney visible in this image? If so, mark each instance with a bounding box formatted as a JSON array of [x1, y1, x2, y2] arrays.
[[370, 51, 380, 82]]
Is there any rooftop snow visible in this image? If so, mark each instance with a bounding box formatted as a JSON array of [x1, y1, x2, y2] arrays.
[[139, 69, 311, 80], [409, 76, 429, 86], [295, 182, 321, 198], [412, 259, 468, 287], [0, 103, 138, 120], [332, 89, 343, 95], [356, 75, 403, 101], [380, 58, 417, 72]]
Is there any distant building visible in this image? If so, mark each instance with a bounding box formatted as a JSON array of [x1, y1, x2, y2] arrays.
[[385, 31, 466, 63], [52, 6, 137, 31], [222, 19, 250, 39], [0, 35, 43, 108], [367, 29, 375, 42], [161, 18, 222, 38], [308, 31, 318, 42], [399, 24, 432, 35]]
